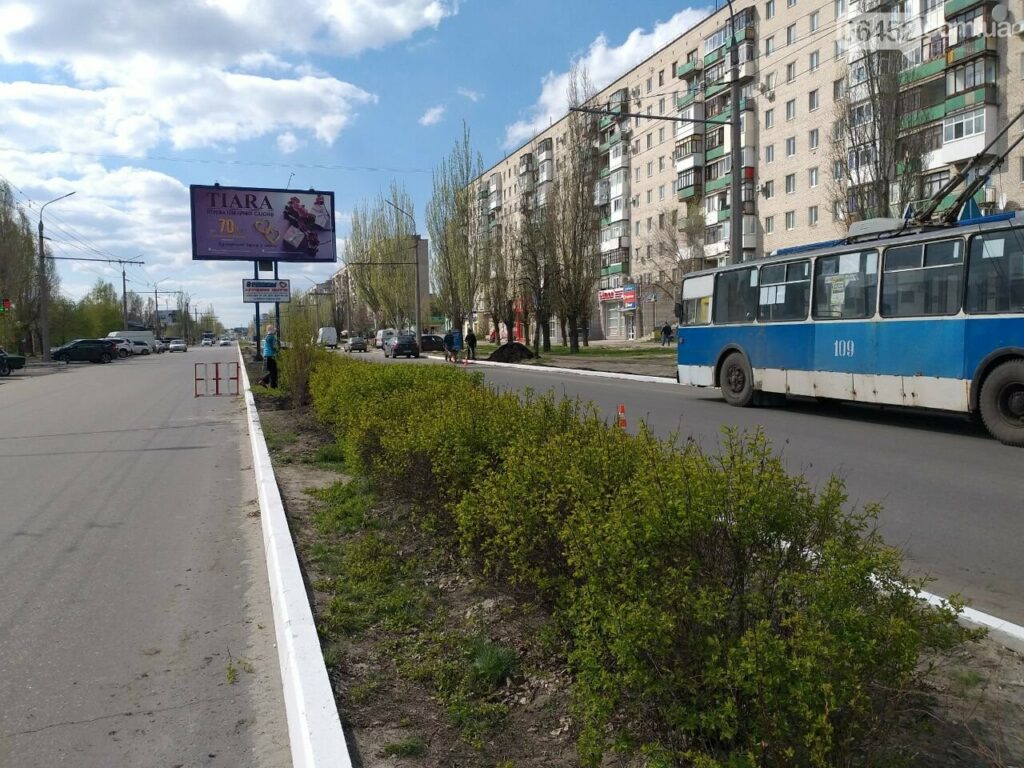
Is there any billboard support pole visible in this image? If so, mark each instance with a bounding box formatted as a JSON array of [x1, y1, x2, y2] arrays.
[[254, 261, 263, 362], [273, 262, 281, 344]]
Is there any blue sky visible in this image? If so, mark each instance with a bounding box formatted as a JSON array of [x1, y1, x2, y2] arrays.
[[0, 0, 712, 327]]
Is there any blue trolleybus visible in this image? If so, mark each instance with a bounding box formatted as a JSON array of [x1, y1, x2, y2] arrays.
[[674, 209, 1024, 446]]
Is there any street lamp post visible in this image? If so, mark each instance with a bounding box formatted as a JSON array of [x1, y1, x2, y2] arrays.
[[383, 199, 422, 336], [38, 191, 76, 360]]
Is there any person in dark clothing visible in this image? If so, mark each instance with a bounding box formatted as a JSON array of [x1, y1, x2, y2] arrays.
[[465, 328, 477, 360], [661, 322, 673, 347], [259, 325, 280, 387], [443, 329, 454, 362]]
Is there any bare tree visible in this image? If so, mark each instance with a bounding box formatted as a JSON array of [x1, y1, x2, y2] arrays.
[[480, 217, 524, 345], [829, 38, 929, 225], [551, 64, 601, 354], [517, 170, 559, 354], [427, 123, 483, 332]]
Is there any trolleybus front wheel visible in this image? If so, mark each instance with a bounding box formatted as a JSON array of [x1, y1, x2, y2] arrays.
[[979, 359, 1024, 447], [720, 352, 755, 407]]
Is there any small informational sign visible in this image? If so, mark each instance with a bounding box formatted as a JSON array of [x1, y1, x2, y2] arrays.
[[191, 185, 337, 263], [622, 284, 637, 310], [242, 279, 291, 304]]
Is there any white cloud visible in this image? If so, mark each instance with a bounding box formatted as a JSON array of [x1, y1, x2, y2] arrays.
[[418, 105, 445, 126], [277, 132, 302, 154], [502, 8, 709, 149], [456, 87, 483, 102]]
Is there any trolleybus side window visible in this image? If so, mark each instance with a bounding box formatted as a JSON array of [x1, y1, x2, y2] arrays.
[[966, 231, 1024, 314], [880, 238, 964, 317], [713, 266, 759, 324], [812, 249, 878, 319], [758, 259, 810, 321], [680, 274, 714, 325]]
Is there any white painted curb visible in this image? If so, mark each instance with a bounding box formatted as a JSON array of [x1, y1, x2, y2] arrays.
[[239, 351, 352, 768], [424, 353, 677, 385]]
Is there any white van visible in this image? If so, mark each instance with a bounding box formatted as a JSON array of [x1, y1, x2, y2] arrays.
[[316, 327, 338, 349], [107, 330, 155, 349], [374, 328, 396, 349]]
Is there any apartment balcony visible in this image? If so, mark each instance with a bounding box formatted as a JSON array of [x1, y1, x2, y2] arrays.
[[598, 132, 623, 154], [600, 235, 630, 254], [609, 179, 628, 199], [706, 97, 752, 125], [600, 259, 628, 276], [675, 148, 704, 173], [939, 104, 998, 164], [900, 56, 945, 86], [901, 102, 946, 130], [595, 181, 610, 206], [703, 25, 756, 67], [705, 82, 729, 99], [676, 58, 704, 79], [704, 174, 732, 194], [488, 194, 502, 212], [944, 0, 997, 17], [608, 147, 629, 172], [477, 186, 490, 200], [705, 240, 729, 258], [518, 154, 534, 175], [678, 182, 703, 202], [536, 142, 553, 164], [676, 89, 704, 110], [945, 83, 997, 113], [946, 35, 998, 65]]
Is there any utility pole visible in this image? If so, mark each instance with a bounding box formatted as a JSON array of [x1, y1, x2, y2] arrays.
[[121, 265, 129, 330], [726, 0, 743, 266], [38, 191, 76, 360]]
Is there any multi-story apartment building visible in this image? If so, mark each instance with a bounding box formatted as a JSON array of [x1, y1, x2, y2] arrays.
[[473, 0, 1024, 340]]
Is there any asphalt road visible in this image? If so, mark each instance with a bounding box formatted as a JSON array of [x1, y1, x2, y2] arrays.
[[0, 349, 289, 767], [374, 350, 1024, 626]]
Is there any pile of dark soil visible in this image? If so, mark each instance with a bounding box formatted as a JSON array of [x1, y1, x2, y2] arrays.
[[487, 342, 534, 363]]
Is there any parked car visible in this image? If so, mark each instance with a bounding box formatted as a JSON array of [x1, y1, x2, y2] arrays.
[[50, 339, 118, 363], [168, 338, 187, 352], [0, 347, 26, 376], [374, 328, 397, 349], [385, 332, 420, 359], [201, 337, 213, 347], [344, 335, 368, 352], [108, 338, 133, 358], [152, 338, 166, 353], [419, 333, 444, 352], [218, 337, 232, 347], [130, 340, 152, 355]]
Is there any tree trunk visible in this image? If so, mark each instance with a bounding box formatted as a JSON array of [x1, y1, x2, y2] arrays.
[[567, 315, 579, 353], [581, 318, 589, 347], [504, 320, 515, 345], [541, 319, 551, 353], [532, 321, 541, 357], [492, 317, 501, 345], [558, 317, 567, 349]]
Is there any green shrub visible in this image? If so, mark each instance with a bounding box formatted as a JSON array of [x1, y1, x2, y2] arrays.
[[279, 312, 328, 407], [306, 357, 972, 767], [468, 638, 517, 691]]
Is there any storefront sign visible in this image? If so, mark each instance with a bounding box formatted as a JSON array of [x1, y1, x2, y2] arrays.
[[622, 284, 637, 310], [242, 279, 291, 303], [599, 287, 624, 302]]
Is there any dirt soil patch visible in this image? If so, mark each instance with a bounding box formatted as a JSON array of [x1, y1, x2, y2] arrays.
[[250, 378, 1024, 767]]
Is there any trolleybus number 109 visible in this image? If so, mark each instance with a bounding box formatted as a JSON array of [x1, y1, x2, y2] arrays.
[[833, 340, 855, 358]]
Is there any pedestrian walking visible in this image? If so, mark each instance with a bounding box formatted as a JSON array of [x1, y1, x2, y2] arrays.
[[443, 329, 454, 362], [465, 328, 477, 360], [661, 321, 672, 347], [259, 325, 279, 387]]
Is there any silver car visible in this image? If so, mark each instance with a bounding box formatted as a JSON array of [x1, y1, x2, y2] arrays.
[[168, 338, 187, 352]]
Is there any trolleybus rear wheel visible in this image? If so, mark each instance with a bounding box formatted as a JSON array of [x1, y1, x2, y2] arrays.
[[979, 359, 1024, 447], [720, 352, 755, 407]]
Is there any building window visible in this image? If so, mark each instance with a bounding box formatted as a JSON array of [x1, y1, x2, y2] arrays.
[[658, 69, 665, 86], [635, 221, 641, 235], [808, 205, 819, 226], [765, 144, 775, 163], [765, 215, 775, 234], [946, 58, 996, 96], [943, 108, 985, 142], [765, 36, 775, 57], [786, 99, 796, 120], [809, 128, 819, 149], [765, 72, 777, 90], [659, 126, 665, 143], [646, 217, 653, 232], [646, 189, 653, 204], [635, 167, 641, 182], [764, 179, 775, 198], [809, 89, 819, 111], [658, 156, 665, 172], [1020, 156, 1024, 183], [810, 10, 820, 31], [765, 109, 775, 128], [786, 136, 796, 156], [921, 170, 950, 198], [658, 97, 665, 115], [832, 200, 843, 220], [808, 167, 819, 187], [766, 0, 775, 17], [659, 184, 666, 200], [646, 77, 653, 93], [647, 161, 653, 177], [788, 0, 797, 6], [835, 0, 845, 17], [647, 133, 653, 149], [786, 173, 796, 193], [786, 62, 796, 83], [833, 78, 844, 100], [785, 210, 796, 229], [787, 24, 797, 45], [809, 50, 820, 71], [834, 38, 845, 59]]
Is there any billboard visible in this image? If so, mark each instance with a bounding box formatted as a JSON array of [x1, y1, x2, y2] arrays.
[[242, 279, 291, 303], [191, 185, 337, 263], [622, 284, 637, 310]]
